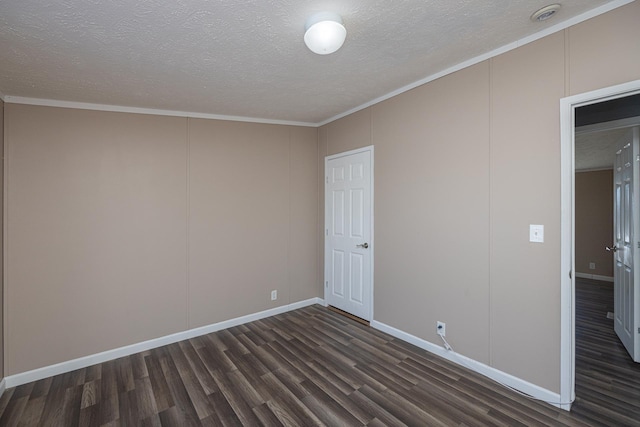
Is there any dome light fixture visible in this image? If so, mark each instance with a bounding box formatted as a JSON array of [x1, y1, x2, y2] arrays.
[[530, 4, 561, 22], [304, 12, 346, 55]]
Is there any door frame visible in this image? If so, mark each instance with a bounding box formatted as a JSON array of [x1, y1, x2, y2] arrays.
[[560, 79, 640, 410], [324, 145, 375, 321]]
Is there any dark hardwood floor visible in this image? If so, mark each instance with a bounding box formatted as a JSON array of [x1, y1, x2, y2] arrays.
[[570, 278, 640, 426], [0, 281, 637, 426]]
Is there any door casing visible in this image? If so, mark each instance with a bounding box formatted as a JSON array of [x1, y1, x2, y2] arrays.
[[560, 79, 640, 411], [324, 145, 374, 321]]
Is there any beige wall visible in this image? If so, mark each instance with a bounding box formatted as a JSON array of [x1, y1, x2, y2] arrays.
[[187, 119, 318, 327], [490, 31, 565, 389], [372, 62, 491, 364], [568, 3, 640, 96], [290, 127, 322, 302], [575, 170, 614, 277], [2, 0, 639, 391], [0, 97, 4, 380], [319, 2, 640, 393], [4, 105, 318, 375]]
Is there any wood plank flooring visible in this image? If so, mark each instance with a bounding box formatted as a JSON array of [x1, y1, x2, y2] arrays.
[[570, 278, 640, 426], [0, 283, 637, 426]]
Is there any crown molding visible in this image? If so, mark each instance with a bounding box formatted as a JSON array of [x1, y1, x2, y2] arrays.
[[3, 96, 317, 128], [317, 0, 636, 127], [2, 0, 634, 128]]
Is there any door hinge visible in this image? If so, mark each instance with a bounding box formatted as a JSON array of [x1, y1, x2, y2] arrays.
[[326, 176, 329, 184], [569, 270, 572, 279], [326, 229, 328, 236], [637, 241, 639, 249], [325, 281, 328, 288]]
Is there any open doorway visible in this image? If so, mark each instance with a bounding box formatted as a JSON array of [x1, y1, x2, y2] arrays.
[[573, 124, 640, 421], [574, 130, 617, 283], [560, 80, 640, 414]]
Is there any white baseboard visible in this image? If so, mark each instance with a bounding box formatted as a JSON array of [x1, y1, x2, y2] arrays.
[[4, 297, 324, 389], [3, 298, 567, 412], [575, 272, 614, 282], [370, 320, 568, 410]]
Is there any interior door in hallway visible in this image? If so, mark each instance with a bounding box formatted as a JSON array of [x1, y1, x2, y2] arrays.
[[613, 127, 640, 362], [325, 147, 373, 321]]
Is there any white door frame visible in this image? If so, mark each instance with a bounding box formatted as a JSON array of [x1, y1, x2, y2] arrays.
[[324, 145, 374, 321], [560, 79, 640, 410]]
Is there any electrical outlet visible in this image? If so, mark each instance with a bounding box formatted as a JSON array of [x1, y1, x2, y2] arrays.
[[271, 290, 277, 301], [529, 224, 544, 243], [589, 262, 596, 270], [437, 321, 446, 337]]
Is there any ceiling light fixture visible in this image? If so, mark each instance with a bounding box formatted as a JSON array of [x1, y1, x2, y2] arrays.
[[530, 4, 561, 22], [304, 12, 346, 55]]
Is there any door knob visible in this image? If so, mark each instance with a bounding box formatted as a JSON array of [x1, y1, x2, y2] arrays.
[[356, 243, 369, 249], [606, 245, 618, 252]]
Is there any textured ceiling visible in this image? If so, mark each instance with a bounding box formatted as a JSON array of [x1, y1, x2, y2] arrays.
[[575, 129, 626, 170], [0, 0, 624, 124]]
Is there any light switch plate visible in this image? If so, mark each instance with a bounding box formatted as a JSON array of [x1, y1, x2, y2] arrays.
[[530, 224, 544, 243]]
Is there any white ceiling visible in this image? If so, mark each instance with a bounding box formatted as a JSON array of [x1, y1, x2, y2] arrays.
[[0, 0, 627, 124], [575, 128, 628, 171]]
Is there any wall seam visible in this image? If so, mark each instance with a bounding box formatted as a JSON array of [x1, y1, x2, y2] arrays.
[[288, 128, 292, 305], [318, 127, 323, 296], [564, 29, 571, 97], [563, 28, 570, 393], [316, 127, 321, 296], [186, 118, 191, 330], [2, 103, 7, 376], [321, 127, 327, 296], [488, 58, 494, 367], [369, 107, 373, 146]]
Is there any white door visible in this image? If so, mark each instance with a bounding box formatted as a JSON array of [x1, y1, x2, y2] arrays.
[[325, 147, 373, 321], [612, 127, 640, 362]]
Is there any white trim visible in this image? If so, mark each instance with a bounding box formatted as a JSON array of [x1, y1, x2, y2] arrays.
[[316, 0, 634, 127], [560, 89, 575, 411], [371, 321, 565, 408], [575, 273, 614, 282], [562, 80, 640, 108], [3, 96, 316, 128], [560, 79, 640, 413], [370, 146, 375, 323], [324, 145, 374, 322], [4, 297, 323, 388], [0, 378, 6, 398], [325, 145, 374, 161]]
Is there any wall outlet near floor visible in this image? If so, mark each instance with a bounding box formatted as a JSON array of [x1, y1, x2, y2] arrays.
[[271, 290, 278, 301], [436, 321, 446, 337], [589, 262, 596, 270]]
